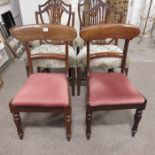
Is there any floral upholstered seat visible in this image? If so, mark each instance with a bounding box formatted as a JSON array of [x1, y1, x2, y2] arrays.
[[25, 44, 76, 68], [77, 44, 129, 69]]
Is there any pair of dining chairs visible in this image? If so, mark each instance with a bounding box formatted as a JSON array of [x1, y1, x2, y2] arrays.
[[9, 23, 147, 141]]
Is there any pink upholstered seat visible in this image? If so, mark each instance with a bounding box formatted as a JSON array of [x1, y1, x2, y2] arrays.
[[89, 73, 145, 107], [12, 73, 69, 107]]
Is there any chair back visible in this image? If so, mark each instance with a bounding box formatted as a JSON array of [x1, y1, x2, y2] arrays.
[[10, 24, 77, 75], [78, 0, 123, 45], [80, 24, 140, 73], [36, 0, 75, 44], [78, 0, 123, 28]]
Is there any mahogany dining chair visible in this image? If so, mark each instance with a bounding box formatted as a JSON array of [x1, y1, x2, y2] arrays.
[[80, 23, 147, 139], [9, 24, 76, 141]]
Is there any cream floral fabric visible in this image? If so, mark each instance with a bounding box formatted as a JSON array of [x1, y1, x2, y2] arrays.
[[77, 44, 129, 69], [25, 44, 76, 68]]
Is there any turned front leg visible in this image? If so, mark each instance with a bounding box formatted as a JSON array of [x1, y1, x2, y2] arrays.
[[13, 113, 24, 139], [71, 68, 75, 96], [86, 107, 92, 140], [77, 67, 81, 96], [132, 109, 143, 137], [65, 107, 71, 141]]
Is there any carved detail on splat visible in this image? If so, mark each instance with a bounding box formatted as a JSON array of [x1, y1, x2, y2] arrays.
[[37, 0, 73, 26], [35, 0, 74, 45], [79, 0, 123, 28], [78, 0, 123, 45], [90, 9, 97, 17]]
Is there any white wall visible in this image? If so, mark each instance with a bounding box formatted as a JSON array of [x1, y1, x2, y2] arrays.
[[19, 0, 47, 25], [10, 0, 22, 25], [129, 0, 146, 25], [0, 4, 10, 22], [0, 0, 22, 25], [127, 0, 155, 33]]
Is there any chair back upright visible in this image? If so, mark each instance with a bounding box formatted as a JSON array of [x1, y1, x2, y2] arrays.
[[10, 24, 77, 75], [36, 0, 75, 45], [80, 24, 140, 74]]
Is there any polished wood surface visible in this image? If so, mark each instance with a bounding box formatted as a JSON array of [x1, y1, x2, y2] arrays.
[[80, 24, 140, 41], [89, 51, 123, 60], [30, 53, 66, 61], [10, 24, 76, 42]]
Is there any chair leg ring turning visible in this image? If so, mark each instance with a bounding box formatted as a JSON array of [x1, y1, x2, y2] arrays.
[[65, 108, 71, 141], [13, 113, 24, 140], [132, 109, 143, 137], [86, 108, 92, 140]]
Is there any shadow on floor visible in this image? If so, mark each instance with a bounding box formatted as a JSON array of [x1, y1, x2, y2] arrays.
[[91, 109, 134, 127], [22, 112, 65, 130]]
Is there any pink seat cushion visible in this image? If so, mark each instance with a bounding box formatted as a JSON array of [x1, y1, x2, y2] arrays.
[[12, 73, 69, 107], [89, 73, 145, 107]]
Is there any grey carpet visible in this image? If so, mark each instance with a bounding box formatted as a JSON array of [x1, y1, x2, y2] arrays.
[[0, 60, 155, 155]]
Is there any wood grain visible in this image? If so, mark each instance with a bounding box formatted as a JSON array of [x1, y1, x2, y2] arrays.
[[10, 24, 77, 42], [80, 24, 140, 41]]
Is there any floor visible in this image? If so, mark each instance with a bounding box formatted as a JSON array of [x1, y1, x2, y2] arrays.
[[0, 37, 155, 155]]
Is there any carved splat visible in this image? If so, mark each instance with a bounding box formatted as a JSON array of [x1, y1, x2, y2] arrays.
[[35, 0, 74, 44], [36, 0, 74, 26], [78, 0, 123, 45], [78, 0, 123, 28]]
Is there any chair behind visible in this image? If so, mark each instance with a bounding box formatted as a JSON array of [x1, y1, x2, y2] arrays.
[[78, 0, 123, 45], [36, 0, 75, 45], [78, 0, 123, 27]]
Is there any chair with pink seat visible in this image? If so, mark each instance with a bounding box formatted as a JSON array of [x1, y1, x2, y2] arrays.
[[80, 23, 147, 140], [9, 24, 76, 141]]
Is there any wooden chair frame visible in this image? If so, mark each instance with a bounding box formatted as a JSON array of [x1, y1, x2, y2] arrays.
[[80, 24, 147, 139], [77, 0, 125, 95], [9, 24, 77, 141]]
